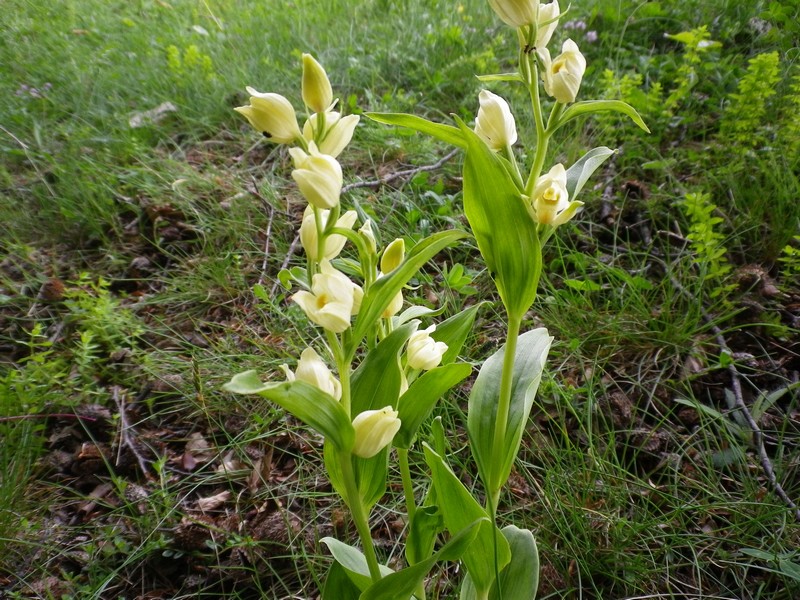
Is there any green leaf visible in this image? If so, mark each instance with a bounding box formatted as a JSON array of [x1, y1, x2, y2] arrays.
[[405, 505, 443, 566], [321, 537, 394, 591], [351, 321, 418, 415], [322, 562, 362, 600], [467, 329, 552, 496], [394, 303, 447, 327], [431, 302, 485, 365], [564, 146, 616, 201], [490, 526, 539, 600], [362, 518, 487, 600], [350, 229, 468, 355], [457, 118, 541, 321], [224, 373, 354, 451], [366, 112, 466, 148], [476, 72, 524, 83], [423, 444, 510, 596], [555, 100, 650, 133], [395, 362, 472, 449]]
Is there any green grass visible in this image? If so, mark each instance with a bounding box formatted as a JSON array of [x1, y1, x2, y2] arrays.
[[2, 0, 799, 597]]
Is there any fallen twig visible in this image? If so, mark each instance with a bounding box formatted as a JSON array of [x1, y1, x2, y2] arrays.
[[341, 147, 460, 194], [112, 386, 154, 480], [669, 275, 800, 522]]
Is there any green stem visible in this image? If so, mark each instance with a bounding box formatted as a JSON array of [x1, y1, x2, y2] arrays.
[[488, 314, 522, 508], [397, 447, 417, 522], [525, 56, 549, 197], [340, 452, 382, 582]]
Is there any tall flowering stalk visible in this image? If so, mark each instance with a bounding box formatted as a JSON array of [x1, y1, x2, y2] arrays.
[[370, 1, 648, 598], [226, 2, 647, 598], [225, 54, 482, 595]]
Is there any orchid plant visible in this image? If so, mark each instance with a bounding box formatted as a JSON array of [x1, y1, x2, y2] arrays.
[[226, 2, 647, 599]]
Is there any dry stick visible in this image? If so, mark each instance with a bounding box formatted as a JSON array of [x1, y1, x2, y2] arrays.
[[341, 147, 460, 194], [112, 386, 154, 480], [265, 149, 460, 295], [669, 275, 800, 522], [249, 176, 277, 288]]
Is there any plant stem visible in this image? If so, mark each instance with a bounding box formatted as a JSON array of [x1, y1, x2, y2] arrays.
[[488, 314, 522, 509], [525, 56, 550, 196], [398, 447, 417, 521], [340, 452, 382, 582]]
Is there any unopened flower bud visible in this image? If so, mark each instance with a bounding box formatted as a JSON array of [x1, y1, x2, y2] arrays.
[[536, 1, 560, 48], [351, 406, 402, 458], [407, 325, 448, 371], [234, 87, 302, 144], [488, 0, 538, 29], [358, 220, 378, 256], [474, 90, 517, 151], [380, 238, 405, 273], [302, 53, 333, 114]]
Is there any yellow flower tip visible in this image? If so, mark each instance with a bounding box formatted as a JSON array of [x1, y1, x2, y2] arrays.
[[302, 53, 333, 114], [380, 238, 406, 273]]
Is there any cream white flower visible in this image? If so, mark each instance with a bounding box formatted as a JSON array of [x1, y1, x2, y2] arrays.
[[234, 87, 302, 144], [293, 260, 361, 333], [530, 163, 583, 226], [302, 53, 333, 114], [488, 0, 538, 29], [351, 406, 402, 458], [282, 347, 342, 401], [535, 1, 560, 48], [289, 143, 343, 209], [300, 205, 358, 261], [407, 325, 448, 371], [474, 90, 517, 151], [303, 112, 360, 158], [540, 39, 587, 104]]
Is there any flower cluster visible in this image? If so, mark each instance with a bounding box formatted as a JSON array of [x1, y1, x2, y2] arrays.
[[234, 55, 451, 463], [478, 0, 587, 229]]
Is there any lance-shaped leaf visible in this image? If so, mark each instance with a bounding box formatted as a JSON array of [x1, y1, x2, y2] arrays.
[[361, 517, 487, 600], [565, 146, 616, 200], [321, 538, 394, 592], [553, 99, 650, 133], [457, 118, 541, 321], [467, 328, 552, 497], [224, 373, 354, 452], [395, 362, 472, 449], [423, 444, 510, 597], [349, 229, 468, 356], [491, 526, 540, 600], [366, 113, 466, 148]]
